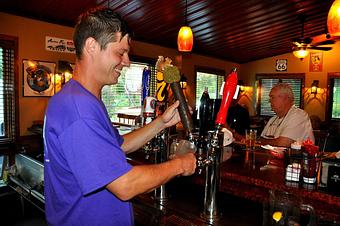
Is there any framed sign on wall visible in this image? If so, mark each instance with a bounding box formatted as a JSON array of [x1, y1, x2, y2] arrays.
[[309, 52, 323, 72], [22, 60, 56, 97], [276, 59, 287, 72]]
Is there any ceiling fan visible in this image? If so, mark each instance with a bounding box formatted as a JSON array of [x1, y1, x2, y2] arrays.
[[292, 15, 334, 60]]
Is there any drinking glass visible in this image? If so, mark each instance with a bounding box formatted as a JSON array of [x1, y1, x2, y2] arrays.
[[267, 190, 316, 226], [245, 129, 257, 151], [301, 152, 318, 184]]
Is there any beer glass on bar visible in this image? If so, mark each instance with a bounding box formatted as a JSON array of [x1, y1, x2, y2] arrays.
[[245, 129, 257, 151]]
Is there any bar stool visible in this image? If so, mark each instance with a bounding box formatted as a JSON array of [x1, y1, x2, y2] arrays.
[[117, 113, 139, 126]]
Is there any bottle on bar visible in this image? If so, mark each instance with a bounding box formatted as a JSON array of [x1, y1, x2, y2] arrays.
[[199, 87, 211, 139]]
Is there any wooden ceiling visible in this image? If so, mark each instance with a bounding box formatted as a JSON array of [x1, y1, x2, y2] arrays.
[[0, 0, 335, 63]]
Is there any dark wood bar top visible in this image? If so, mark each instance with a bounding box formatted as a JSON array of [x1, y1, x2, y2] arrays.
[[194, 146, 340, 223], [127, 146, 340, 224]]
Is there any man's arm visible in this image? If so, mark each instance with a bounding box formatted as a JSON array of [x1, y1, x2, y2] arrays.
[[121, 101, 180, 153], [259, 136, 294, 147], [106, 152, 196, 201]]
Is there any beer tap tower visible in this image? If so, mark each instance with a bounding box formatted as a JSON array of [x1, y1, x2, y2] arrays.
[[142, 57, 173, 208], [198, 68, 238, 224]]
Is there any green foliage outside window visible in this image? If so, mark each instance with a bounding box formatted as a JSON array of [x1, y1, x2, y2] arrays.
[[332, 79, 340, 119], [195, 72, 224, 108]]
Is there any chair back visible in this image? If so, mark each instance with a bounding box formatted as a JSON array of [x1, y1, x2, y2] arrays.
[[117, 113, 139, 126], [313, 130, 329, 152]]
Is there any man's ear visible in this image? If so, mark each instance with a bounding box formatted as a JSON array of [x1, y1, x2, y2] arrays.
[[83, 37, 98, 57]]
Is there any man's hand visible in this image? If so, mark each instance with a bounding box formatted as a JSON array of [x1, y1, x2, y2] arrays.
[[259, 136, 294, 148], [160, 100, 193, 129], [173, 152, 197, 176], [160, 100, 181, 128]]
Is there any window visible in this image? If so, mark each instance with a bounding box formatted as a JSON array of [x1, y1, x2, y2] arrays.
[[101, 61, 156, 121], [327, 73, 340, 120], [256, 74, 304, 116], [195, 67, 224, 108], [0, 35, 18, 145]]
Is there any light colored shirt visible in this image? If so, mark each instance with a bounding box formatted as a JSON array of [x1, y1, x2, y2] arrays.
[[261, 105, 314, 143]]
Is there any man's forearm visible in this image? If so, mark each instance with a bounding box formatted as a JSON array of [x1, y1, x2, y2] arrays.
[[259, 136, 294, 147], [121, 117, 166, 153]]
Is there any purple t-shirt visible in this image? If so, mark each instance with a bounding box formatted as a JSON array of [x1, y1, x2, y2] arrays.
[[43, 79, 133, 226]]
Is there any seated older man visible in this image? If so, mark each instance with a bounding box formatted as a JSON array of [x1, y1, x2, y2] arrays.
[[260, 83, 314, 147]]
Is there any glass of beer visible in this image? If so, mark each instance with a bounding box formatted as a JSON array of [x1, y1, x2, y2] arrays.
[[245, 129, 257, 151]]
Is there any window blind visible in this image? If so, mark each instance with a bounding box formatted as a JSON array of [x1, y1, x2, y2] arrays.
[[259, 78, 302, 116], [0, 44, 16, 143], [102, 62, 155, 121]]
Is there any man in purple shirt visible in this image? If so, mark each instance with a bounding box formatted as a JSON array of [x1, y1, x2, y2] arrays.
[[43, 7, 196, 226]]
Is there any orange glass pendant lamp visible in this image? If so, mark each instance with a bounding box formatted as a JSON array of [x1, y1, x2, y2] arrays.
[[327, 0, 340, 37], [178, 26, 193, 51], [177, 0, 193, 52]]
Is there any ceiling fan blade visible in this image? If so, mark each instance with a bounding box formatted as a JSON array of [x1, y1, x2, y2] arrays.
[[292, 42, 307, 48], [309, 46, 332, 51], [313, 39, 335, 46]]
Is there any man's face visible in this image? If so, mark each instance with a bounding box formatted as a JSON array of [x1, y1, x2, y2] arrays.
[[269, 88, 288, 116], [95, 33, 131, 86]]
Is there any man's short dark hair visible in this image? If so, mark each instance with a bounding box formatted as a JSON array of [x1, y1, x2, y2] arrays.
[[73, 7, 133, 59]]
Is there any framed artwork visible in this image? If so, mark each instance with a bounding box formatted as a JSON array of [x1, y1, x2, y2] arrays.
[[23, 60, 56, 97], [309, 52, 323, 72]]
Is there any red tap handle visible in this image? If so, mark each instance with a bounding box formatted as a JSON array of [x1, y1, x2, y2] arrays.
[[215, 68, 238, 125]]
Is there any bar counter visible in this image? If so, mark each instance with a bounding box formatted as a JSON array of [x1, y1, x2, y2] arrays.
[[211, 146, 339, 223], [127, 145, 340, 225]]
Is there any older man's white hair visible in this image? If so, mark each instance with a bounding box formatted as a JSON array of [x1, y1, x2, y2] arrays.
[[272, 83, 295, 103]]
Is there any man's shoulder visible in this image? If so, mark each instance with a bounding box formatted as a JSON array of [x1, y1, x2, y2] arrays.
[[286, 106, 310, 123], [47, 80, 104, 120], [290, 105, 308, 117]]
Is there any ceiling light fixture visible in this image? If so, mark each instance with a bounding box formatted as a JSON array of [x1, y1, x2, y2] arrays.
[[177, 0, 193, 52], [293, 46, 310, 60], [327, 0, 340, 37]]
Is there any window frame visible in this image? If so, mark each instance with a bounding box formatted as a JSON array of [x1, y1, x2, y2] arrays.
[[0, 34, 19, 150], [256, 73, 305, 117], [326, 72, 340, 121], [194, 66, 225, 107]]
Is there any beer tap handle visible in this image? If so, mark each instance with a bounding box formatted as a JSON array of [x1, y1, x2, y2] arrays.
[[215, 68, 238, 126], [163, 65, 194, 134]]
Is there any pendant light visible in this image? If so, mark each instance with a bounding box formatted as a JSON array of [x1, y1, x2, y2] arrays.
[[177, 0, 193, 52], [327, 0, 340, 37]]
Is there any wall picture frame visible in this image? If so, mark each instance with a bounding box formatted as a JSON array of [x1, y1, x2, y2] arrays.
[[309, 52, 323, 72], [23, 60, 56, 97]]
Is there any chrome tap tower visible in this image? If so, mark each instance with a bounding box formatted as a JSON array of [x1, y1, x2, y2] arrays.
[[198, 126, 223, 223], [197, 68, 238, 224], [152, 128, 169, 208]]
